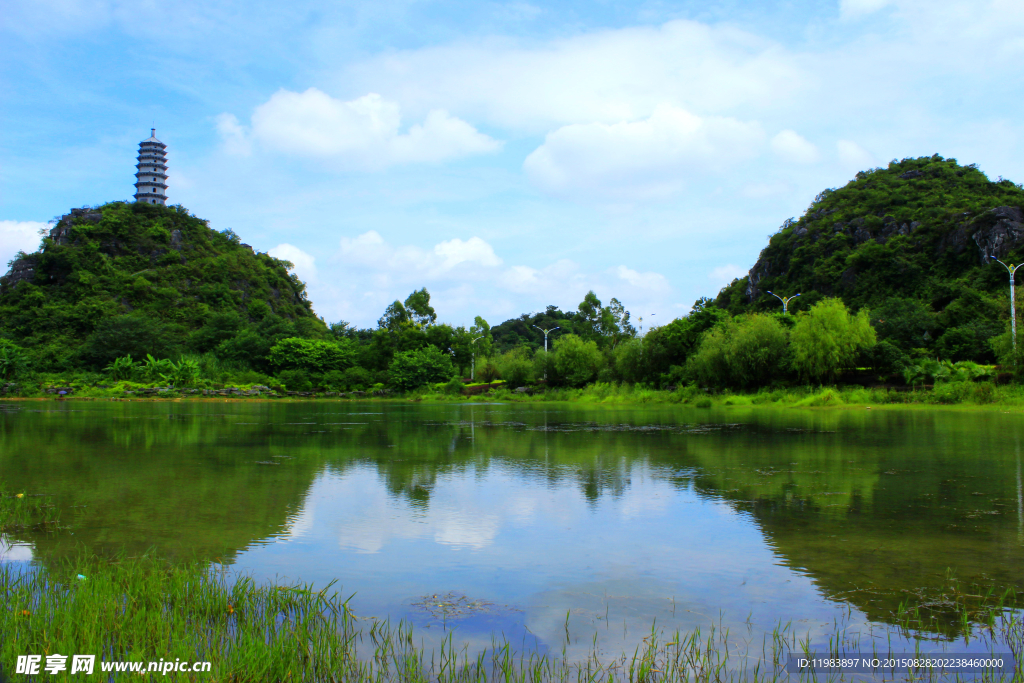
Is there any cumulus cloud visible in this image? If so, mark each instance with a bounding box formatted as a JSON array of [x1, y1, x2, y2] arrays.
[[220, 89, 501, 168], [283, 230, 675, 327], [348, 20, 805, 130], [770, 130, 819, 164], [269, 243, 318, 282], [839, 0, 896, 19], [708, 264, 746, 290], [836, 139, 876, 170], [0, 221, 45, 272], [523, 105, 764, 199]]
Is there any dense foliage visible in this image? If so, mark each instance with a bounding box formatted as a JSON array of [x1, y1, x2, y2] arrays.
[[3, 156, 1021, 396], [0, 202, 327, 372], [714, 156, 1024, 364]]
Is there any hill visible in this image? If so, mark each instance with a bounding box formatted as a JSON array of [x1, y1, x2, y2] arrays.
[[712, 155, 1024, 361], [0, 201, 327, 370]]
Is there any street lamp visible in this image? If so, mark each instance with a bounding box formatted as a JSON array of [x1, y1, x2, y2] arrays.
[[767, 291, 800, 314], [470, 335, 484, 381], [532, 325, 559, 380], [991, 256, 1022, 356]]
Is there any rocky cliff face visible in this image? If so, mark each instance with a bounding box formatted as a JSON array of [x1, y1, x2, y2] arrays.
[[714, 156, 1024, 316]]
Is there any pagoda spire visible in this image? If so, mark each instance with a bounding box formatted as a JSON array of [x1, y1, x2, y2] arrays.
[[134, 129, 168, 205]]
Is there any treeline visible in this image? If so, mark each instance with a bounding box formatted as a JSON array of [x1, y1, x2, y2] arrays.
[[0, 281, 1013, 394]]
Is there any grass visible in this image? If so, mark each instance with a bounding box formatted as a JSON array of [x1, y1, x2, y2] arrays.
[[2, 491, 1023, 682]]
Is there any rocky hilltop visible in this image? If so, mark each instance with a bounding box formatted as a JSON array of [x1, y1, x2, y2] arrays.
[[0, 201, 326, 368], [712, 156, 1024, 360]]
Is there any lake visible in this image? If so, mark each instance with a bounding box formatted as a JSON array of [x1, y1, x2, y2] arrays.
[[1, 400, 1022, 664]]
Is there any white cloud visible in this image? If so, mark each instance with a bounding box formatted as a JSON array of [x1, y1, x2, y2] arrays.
[[348, 20, 805, 130], [523, 105, 764, 199], [289, 230, 677, 327], [269, 243, 318, 282], [708, 264, 746, 290], [221, 89, 501, 169], [839, 0, 895, 19], [836, 139, 876, 169], [215, 113, 251, 156], [770, 130, 819, 164], [0, 221, 46, 272]]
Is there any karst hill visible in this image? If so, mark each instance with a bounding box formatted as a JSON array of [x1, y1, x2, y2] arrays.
[[714, 155, 1024, 360], [0, 201, 327, 369]]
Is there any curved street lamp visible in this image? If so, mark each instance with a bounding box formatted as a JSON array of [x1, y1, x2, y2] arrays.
[[991, 256, 1022, 357], [767, 291, 800, 314], [532, 325, 559, 381]]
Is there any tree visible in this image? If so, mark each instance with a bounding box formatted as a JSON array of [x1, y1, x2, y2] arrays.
[[686, 313, 789, 389], [388, 346, 454, 391], [552, 334, 604, 387], [404, 287, 437, 327], [268, 337, 356, 373], [497, 347, 533, 388], [79, 315, 178, 368], [790, 298, 876, 382]]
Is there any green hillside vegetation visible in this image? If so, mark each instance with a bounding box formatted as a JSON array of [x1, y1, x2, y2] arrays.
[[714, 155, 1024, 365], [2, 156, 1022, 402], [0, 202, 330, 377]]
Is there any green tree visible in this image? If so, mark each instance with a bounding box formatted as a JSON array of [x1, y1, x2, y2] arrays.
[[686, 313, 789, 389], [790, 298, 876, 382], [388, 346, 455, 392], [497, 347, 533, 388], [552, 334, 604, 387], [79, 315, 179, 368], [268, 337, 356, 373], [403, 287, 437, 327]]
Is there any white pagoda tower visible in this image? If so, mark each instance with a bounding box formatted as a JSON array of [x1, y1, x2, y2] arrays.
[[134, 129, 168, 205]]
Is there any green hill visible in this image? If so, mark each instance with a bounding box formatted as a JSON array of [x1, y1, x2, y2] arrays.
[[713, 155, 1024, 361], [0, 201, 327, 370]]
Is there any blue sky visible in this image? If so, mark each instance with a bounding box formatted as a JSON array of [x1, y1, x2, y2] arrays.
[[2, 0, 1023, 328]]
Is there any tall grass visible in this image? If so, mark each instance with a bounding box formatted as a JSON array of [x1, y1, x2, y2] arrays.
[[1, 493, 1021, 681]]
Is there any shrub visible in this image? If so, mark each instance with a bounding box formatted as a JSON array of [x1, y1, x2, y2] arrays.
[[278, 368, 312, 392], [477, 361, 501, 384], [613, 338, 645, 384], [79, 315, 178, 369], [444, 376, 465, 395], [268, 337, 356, 374], [0, 340, 29, 380]]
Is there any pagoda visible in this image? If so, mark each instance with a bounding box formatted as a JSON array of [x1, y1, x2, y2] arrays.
[[134, 129, 168, 205]]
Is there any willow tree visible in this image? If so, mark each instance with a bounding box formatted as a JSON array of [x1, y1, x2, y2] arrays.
[[790, 298, 876, 382]]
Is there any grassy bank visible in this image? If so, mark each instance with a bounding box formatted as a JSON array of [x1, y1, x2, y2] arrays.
[[407, 380, 1024, 410], [2, 554, 1021, 682], [6, 377, 1024, 410]]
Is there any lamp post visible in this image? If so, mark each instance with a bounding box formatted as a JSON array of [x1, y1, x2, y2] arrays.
[[767, 291, 800, 314], [532, 325, 559, 380], [991, 257, 1022, 356], [470, 335, 484, 381]]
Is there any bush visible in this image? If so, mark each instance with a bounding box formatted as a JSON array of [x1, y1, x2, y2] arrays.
[[278, 368, 312, 391], [389, 346, 454, 392], [790, 299, 876, 382], [444, 376, 465, 395], [477, 361, 501, 384], [868, 340, 909, 376], [0, 340, 29, 380], [552, 334, 604, 387], [497, 348, 532, 388], [685, 313, 789, 389], [79, 315, 178, 369], [268, 337, 356, 374]]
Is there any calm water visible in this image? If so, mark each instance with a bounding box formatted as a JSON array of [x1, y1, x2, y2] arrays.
[[1, 401, 1022, 660]]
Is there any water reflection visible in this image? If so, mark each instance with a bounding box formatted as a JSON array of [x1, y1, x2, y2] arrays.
[[1, 401, 1021, 649]]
